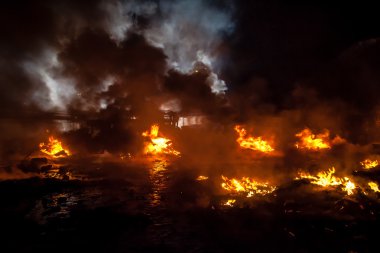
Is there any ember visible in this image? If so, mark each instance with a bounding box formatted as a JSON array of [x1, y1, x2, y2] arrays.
[[196, 175, 209, 181], [223, 199, 236, 206]]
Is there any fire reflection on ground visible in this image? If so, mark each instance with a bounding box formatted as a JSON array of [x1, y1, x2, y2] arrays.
[[148, 158, 169, 207]]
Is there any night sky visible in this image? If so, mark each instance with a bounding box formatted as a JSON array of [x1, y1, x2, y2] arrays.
[[225, 1, 380, 109]]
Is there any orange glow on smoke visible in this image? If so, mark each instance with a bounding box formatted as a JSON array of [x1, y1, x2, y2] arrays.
[[294, 128, 345, 151], [361, 159, 379, 170], [221, 175, 276, 197], [142, 124, 180, 156], [39, 136, 71, 157], [234, 125, 274, 153], [296, 167, 356, 195]]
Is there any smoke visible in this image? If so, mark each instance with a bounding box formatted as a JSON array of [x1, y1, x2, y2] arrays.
[[105, 0, 234, 94], [1, 0, 380, 187], [22, 49, 76, 110], [143, 0, 233, 70], [0, 0, 234, 112]]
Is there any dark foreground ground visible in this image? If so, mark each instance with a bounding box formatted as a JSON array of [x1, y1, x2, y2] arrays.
[[1, 160, 380, 253]]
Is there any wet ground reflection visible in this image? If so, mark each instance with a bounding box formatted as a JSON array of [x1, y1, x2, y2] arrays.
[[148, 158, 169, 208]]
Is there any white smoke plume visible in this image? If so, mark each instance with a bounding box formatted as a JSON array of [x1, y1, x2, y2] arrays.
[[23, 49, 76, 111], [111, 0, 234, 93], [19, 0, 234, 112]]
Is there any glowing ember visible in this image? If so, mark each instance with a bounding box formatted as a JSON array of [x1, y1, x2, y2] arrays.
[[223, 199, 236, 206], [368, 182, 380, 193], [234, 125, 274, 153], [39, 136, 70, 157], [343, 179, 356, 195], [361, 159, 379, 169], [43, 168, 73, 180], [221, 175, 276, 197], [296, 167, 356, 195], [119, 153, 132, 160], [294, 128, 344, 151], [142, 124, 180, 156], [196, 175, 209, 181]]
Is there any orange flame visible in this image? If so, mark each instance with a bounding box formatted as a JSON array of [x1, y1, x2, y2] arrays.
[[295, 128, 345, 151], [221, 175, 276, 197], [142, 124, 180, 156], [196, 175, 209, 181], [39, 136, 71, 157], [361, 159, 379, 170], [343, 179, 356, 196], [223, 199, 236, 206], [368, 182, 380, 193], [296, 167, 356, 195], [234, 125, 274, 153]]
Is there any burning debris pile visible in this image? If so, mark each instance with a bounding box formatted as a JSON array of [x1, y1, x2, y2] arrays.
[[142, 124, 180, 156], [221, 175, 276, 197], [296, 167, 356, 195], [39, 136, 71, 158], [4, 121, 380, 207]]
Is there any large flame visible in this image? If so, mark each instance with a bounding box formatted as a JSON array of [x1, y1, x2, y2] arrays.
[[296, 167, 356, 195], [142, 124, 180, 156], [221, 175, 276, 197], [361, 159, 379, 170], [39, 136, 71, 157], [294, 128, 344, 151], [234, 125, 274, 153]]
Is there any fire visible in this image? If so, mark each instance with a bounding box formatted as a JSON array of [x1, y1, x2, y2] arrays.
[[368, 182, 380, 193], [297, 167, 341, 187], [142, 124, 180, 156], [361, 159, 379, 169], [296, 167, 356, 195], [39, 136, 70, 157], [294, 128, 344, 151], [234, 125, 274, 153], [196, 175, 209, 181], [223, 199, 236, 206], [343, 179, 356, 196], [221, 175, 276, 197]]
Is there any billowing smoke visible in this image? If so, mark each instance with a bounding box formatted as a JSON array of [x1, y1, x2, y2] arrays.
[[0, 0, 234, 114], [141, 0, 233, 93], [0, 0, 236, 165]]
